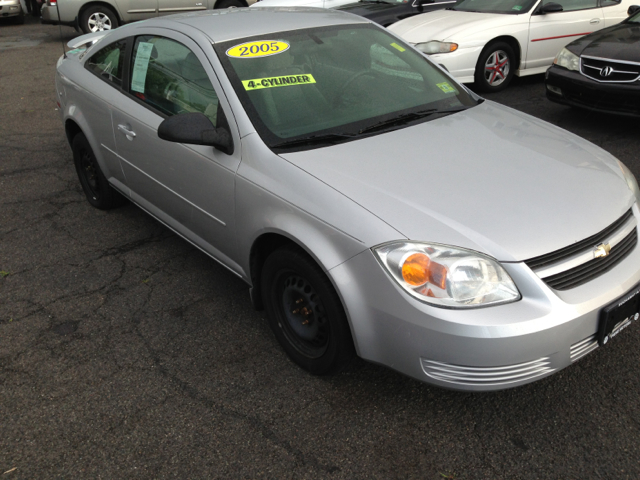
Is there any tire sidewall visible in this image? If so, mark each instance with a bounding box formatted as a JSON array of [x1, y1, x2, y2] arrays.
[[475, 41, 515, 93], [72, 133, 111, 209], [261, 248, 353, 375]]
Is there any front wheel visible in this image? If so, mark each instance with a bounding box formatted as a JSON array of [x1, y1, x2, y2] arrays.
[[80, 5, 119, 34], [72, 133, 126, 210], [261, 247, 355, 375], [474, 42, 516, 93], [215, 0, 245, 7]]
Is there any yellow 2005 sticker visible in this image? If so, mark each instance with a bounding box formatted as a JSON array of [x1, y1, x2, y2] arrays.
[[242, 74, 316, 91], [226, 40, 290, 59]]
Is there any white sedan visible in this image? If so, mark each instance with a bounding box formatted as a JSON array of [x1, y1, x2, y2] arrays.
[[389, 0, 635, 91]]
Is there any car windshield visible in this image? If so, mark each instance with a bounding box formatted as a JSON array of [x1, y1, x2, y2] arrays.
[[215, 24, 478, 151], [450, 0, 539, 14], [629, 10, 640, 22]]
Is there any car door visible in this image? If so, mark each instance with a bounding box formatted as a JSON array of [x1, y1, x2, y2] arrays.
[[526, 0, 604, 69], [115, 0, 159, 21], [600, 0, 630, 26], [157, 0, 207, 16], [111, 30, 241, 263]]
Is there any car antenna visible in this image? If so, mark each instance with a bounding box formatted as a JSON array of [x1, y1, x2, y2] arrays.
[[55, 1, 66, 58]]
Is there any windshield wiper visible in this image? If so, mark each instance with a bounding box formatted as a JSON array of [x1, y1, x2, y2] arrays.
[[357, 106, 469, 135], [271, 132, 356, 150]]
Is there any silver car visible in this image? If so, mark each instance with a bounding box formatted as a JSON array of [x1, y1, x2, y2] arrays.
[[55, 8, 640, 391], [41, 0, 247, 34]]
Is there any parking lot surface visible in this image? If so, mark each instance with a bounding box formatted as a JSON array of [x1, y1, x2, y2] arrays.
[[1, 16, 640, 479]]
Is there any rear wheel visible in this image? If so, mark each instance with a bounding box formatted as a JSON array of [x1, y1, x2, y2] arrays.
[[261, 246, 355, 375], [72, 133, 126, 210], [80, 5, 119, 34], [474, 41, 515, 92]]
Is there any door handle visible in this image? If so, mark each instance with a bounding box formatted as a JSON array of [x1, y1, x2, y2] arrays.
[[117, 124, 137, 140], [590, 18, 600, 24]]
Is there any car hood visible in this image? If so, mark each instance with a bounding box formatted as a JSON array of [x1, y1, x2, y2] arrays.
[[252, 0, 323, 7], [388, 10, 520, 42], [567, 22, 640, 62], [279, 101, 634, 262], [338, 1, 400, 13]]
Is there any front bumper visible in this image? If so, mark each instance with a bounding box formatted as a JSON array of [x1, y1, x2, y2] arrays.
[[0, 2, 23, 17], [545, 65, 640, 117], [331, 205, 640, 391], [426, 46, 483, 84]]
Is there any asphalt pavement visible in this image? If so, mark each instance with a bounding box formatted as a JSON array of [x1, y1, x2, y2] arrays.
[[1, 15, 640, 479]]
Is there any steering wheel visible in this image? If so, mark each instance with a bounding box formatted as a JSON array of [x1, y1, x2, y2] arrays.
[[335, 70, 378, 107]]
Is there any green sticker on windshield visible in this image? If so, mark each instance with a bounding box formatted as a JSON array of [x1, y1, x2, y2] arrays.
[[437, 82, 456, 94], [512, 5, 523, 10], [242, 74, 316, 91], [390, 42, 406, 52]]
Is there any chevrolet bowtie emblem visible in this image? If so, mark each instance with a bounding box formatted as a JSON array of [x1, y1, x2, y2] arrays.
[[595, 242, 612, 258]]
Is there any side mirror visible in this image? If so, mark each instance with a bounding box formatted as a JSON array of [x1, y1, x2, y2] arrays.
[[540, 2, 563, 13], [158, 112, 234, 155], [628, 5, 640, 15]]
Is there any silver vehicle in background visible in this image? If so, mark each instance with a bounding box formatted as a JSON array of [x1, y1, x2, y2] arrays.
[[41, 0, 247, 34], [55, 8, 640, 391]]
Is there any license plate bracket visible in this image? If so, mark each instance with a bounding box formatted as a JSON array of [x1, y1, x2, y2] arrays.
[[598, 283, 640, 346]]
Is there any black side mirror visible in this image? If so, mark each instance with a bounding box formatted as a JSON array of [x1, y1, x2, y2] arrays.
[[158, 112, 234, 155], [628, 5, 640, 15], [540, 2, 563, 13]]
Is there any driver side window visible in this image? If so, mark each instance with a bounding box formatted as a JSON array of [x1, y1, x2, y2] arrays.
[[543, 0, 598, 11], [129, 36, 221, 126]]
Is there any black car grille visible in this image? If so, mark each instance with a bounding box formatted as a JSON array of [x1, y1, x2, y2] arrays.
[[562, 86, 640, 116], [525, 209, 637, 290], [581, 56, 640, 83]]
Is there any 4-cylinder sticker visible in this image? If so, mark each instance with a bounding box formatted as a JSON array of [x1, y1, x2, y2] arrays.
[[226, 40, 290, 59], [390, 42, 406, 52], [242, 74, 316, 91], [437, 82, 456, 93]]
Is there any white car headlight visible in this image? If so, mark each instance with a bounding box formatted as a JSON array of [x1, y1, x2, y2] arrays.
[[373, 242, 520, 308], [414, 41, 459, 55], [618, 160, 640, 202], [553, 48, 580, 71]]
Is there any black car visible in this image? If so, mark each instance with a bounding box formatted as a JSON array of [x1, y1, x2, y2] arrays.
[[545, 5, 640, 117], [337, 0, 455, 27]]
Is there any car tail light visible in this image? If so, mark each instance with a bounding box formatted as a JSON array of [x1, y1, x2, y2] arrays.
[[48, 0, 57, 5]]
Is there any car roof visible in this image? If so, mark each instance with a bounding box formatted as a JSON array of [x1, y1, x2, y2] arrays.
[[137, 7, 371, 43]]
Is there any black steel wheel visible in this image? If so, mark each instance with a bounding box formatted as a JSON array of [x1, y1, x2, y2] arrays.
[[72, 133, 126, 210], [261, 246, 355, 375]]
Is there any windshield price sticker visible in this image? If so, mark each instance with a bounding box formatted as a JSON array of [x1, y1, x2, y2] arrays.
[[390, 42, 406, 52], [437, 82, 457, 93], [227, 40, 290, 59], [131, 42, 154, 93], [242, 74, 316, 91]]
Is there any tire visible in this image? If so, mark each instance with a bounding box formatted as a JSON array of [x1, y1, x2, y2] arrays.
[[261, 246, 355, 375], [215, 0, 245, 8], [72, 133, 126, 210], [474, 41, 516, 93], [80, 5, 119, 34]]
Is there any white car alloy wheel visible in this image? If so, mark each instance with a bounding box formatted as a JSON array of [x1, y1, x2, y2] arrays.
[[88, 12, 113, 32], [484, 50, 510, 87]]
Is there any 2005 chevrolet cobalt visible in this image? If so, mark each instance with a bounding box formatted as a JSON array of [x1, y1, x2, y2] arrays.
[[55, 7, 640, 390]]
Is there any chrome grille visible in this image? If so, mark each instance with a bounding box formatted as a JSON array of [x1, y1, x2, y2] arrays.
[[581, 56, 640, 83], [570, 334, 598, 363], [421, 357, 555, 387]]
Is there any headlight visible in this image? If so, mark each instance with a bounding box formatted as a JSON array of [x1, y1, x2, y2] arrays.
[[414, 41, 459, 55], [373, 242, 520, 308], [618, 160, 640, 202], [553, 48, 580, 71]]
